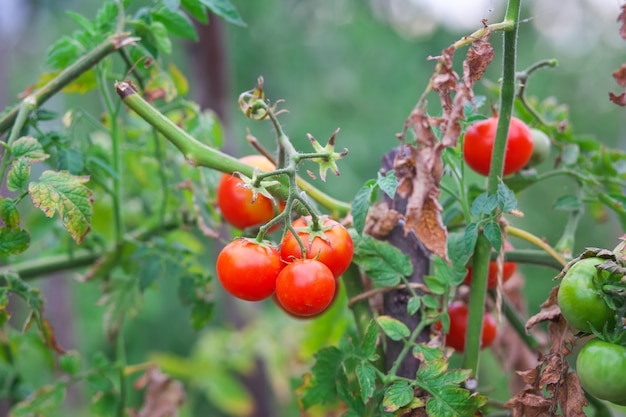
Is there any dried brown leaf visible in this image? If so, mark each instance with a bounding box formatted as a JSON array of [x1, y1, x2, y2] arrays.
[[463, 33, 494, 87], [406, 196, 447, 259], [134, 367, 185, 417], [619, 4, 626, 39], [525, 303, 561, 333], [609, 91, 626, 106], [558, 372, 588, 417], [364, 203, 401, 239], [505, 390, 553, 417], [613, 64, 626, 87]]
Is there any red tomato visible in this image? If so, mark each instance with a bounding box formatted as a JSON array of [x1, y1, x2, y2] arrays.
[[275, 259, 336, 317], [463, 117, 533, 176], [464, 241, 517, 289], [434, 301, 497, 352], [216, 155, 285, 230], [216, 239, 283, 301], [279, 216, 353, 278], [272, 288, 339, 319]]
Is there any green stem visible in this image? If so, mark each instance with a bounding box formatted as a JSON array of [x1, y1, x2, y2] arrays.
[[463, 234, 492, 376], [343, 263, 385, 370], [493, 249, 563, 270], [0, 34, 137, 135], [388, 321, 427, 377], [115, 81, 351, 217], [0, 250, 100, 281], [116, 330, 127, 417], [0, 101, 36, 186], [515, 59, 558, 127]]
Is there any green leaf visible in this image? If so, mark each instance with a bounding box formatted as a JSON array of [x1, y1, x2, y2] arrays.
[[415, 357, 487, 417], [45, 36, 83, 69], [412, 343, 445, 362], [153, 7, 198, 41], [377, 170, 397, 199], [0, 228, 30, 255], [423, 275, 447, 295], [163, 0, 182, 10], [10, 383, 67, 417], [462, 223, 478, 256], [422, 294, 440, 310], [483, 221, 502, 253], [470, 192, 498, 217], [202, 370, 253, 416], [99, 275, 143, 340], [178, 273, 214, 330], [376, 316, 410, 341], [352, 184, 374, 235], [28, 170, 93, 243], [0, 198, 20, 230], [59, 351, 82, 376], [497, 181, 517, 213], [7, 158, 30, 192], [561, 144, 581, 166], [151, 21, 173, 54], [66, 11, 95, 34], [11, 136, 49, 162], [356, 361, 377, 403], [190, 300, 214, 330], [300, 346, 344, 409], [554, 194, 583, 211], [359, 320, 380, 359], [57, 148, 84, 174], [382, 381, 414, 412], [181, 0, 208, 23], [199, 0, 246, 26], [352, 235, 413, 286], [407, 296, 421, 315]]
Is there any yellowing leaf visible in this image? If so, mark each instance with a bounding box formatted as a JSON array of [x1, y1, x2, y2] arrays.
[[169, 62, 189, 96]]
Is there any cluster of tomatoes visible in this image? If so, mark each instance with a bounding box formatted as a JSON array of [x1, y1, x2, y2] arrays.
[[557, 257, 626, 405], [214, 155, 354, 318], [463, 116, 551, 176]]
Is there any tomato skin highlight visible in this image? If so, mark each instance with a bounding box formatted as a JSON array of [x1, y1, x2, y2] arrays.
[[557, 257, 616, 333], [463, 117, 534, 176], [275, 259, 336, 317], [464, 241, 516, 289], [216, 239, 283, 301], [576, 339, 626, 404], [279, 216, 354, 278], [435, 301, 497, 352], [216, 155, 284, 230]]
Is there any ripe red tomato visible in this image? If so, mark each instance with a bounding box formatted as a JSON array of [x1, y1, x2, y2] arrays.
[[275, 259, 336, 317], [463, 116, 533, 176], [279, 216, 353, 278], [216, 155, 285, 230], [464, 241, 517, 289], [216, 239, 283, 301], [434, 301, 497, 352]]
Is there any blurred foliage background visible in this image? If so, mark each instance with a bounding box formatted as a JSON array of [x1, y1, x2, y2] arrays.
[[1, 0, 625, 416]]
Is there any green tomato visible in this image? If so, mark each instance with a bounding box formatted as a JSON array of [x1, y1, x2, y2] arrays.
[[557, 257, 615, 333], [526, 128, 551, 167], [577, 339, 626, 404]]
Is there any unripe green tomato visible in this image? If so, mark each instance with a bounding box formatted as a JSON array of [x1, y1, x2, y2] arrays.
[[526, 128, 551, 167], [576, 339, 626, 404], [557, 257, 616, 333]]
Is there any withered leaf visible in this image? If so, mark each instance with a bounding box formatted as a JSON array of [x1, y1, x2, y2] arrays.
[[505, 390, 553, 417], [609, 91, 626, 106], [133, 367, 185, 417], [613, 64, 626, 87], [463, 32, 494, 87], [619, 4, 626, 40], [558, 372, 588, 417], [525, 303, 561, 333], [407, 196, 447, 260]]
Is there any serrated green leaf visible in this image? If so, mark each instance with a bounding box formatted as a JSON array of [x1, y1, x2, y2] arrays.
[[94, 1, 118, 32], [462, 224, 478, 256], [407, 296, 421, 315], [10, 383, 67, 417], [0, 228, 30, 255], [1, 199, 21, 230], [199, 0, 246, 26], [181, 0, 208, 23], [470, 192, 498, 217], [11, 136, 49, 162], [376, 316, 410, 341], [190, 300, 214, 330], [356, 362, 377, 403], [382, 381, 414, 412], [377, 170, 397, 199], [169, 63, 189, 96], [58, 148, 84, 174], [99, 275, 143, 340], [360, 320, 380, 359], [153, 7, 198, 41], [45, 36, 83, 69], [28, 170, 93, 243], [352, 185, 374, 235], [554, 194, 582, 211], [483, 221, 502, 253], [300, 346, 344, 409], [447, 232, 472, 269], [422, 294, 440, 309], [415, 357, 487, 417], [497, 181, 517, 213], [353, 236, 413, 286], [412, 343, 444, 362], [7, 158, 30, 192], [423, 275, 447, 295]]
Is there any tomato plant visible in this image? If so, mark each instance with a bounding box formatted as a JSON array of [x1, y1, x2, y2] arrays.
[[434, 302, 497, 353], [217, 155, 285, 230], [576, 339, 626, 404], [464, 241, 516, 289], [557, 257, 616, 333], [463, 117, 533, 176], [274, 259, 336, 317], [280, 216, 354, 278], [216, 239, 284, 301]]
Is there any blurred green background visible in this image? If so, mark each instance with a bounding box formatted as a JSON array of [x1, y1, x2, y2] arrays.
[[1, 0, 625, 415]]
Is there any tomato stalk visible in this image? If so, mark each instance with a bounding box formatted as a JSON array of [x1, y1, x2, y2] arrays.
[[463, 0, 523, 378], [515, 59, 558, 127]]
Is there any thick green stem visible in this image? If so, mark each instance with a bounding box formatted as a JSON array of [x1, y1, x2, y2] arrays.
[[0, 34, 136, 135], [0, 251, 100, 281], [463, 234, 492, 376], [115, 81, 351, 217], [464, 0, 523, 378], [493, 249, 563, 270]]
